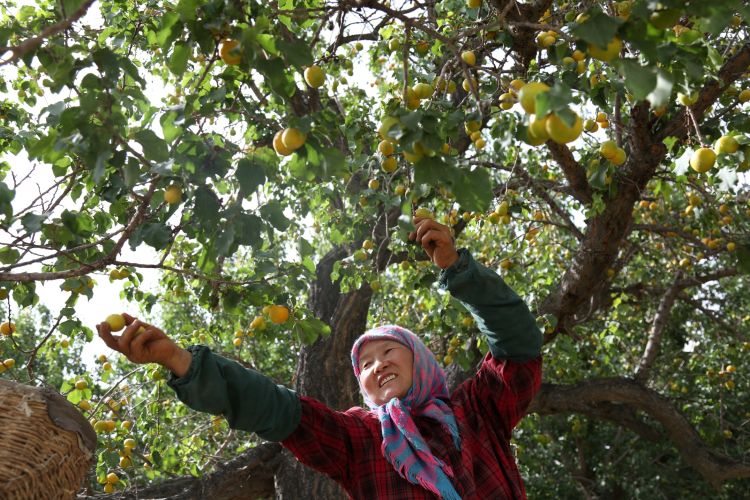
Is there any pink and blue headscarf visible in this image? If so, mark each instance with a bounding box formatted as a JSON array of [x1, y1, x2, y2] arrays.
[[351, 325, 462, 500]]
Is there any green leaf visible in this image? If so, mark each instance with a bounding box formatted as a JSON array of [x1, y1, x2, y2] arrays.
[[215, 226, 235, 256], [620, 60, 657, 100], [0, 246, 20, 264], [12, 282, 37, 307], [319, 147, 347, 179], [260, 201, 290, 231], [255, 34, 278, 56], [156, 12, 182, 50], [235, 213, 263, 248], [277, 37, 313, 68], [193, 186, 221, 226], [141, 223, 172, 250], [414, 156, 455, 189], [236, 158, 266, 194], [21, 213, 47, 233], [452, 167, 492, 212], [255, 58, 295, 98], [60, 0, 85, 17], [0, 182, 15, 220], [168, 42, 191, 76], [571, 9, 623, 49], [160, 110, 184, 143], [134, 130, 169, 163]]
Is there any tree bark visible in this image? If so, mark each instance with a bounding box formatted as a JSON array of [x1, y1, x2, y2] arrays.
[[77, 443, 281, 500], [274, 246, 374, 500]]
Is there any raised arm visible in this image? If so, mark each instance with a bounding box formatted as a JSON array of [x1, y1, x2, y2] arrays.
[[411, 217, 542, 361]]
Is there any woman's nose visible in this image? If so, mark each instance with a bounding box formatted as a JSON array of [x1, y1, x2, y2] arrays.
[[373, 358, 389, 373]]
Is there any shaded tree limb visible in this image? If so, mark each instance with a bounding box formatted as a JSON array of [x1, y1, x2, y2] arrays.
[[634, 274, 683, 383], [528, 379, 750, 488], [546, 141, 593, 205], [77, 442, 282, 500]]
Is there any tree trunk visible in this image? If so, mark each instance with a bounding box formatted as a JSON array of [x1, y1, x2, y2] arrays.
[[274, 246, 374, 499]]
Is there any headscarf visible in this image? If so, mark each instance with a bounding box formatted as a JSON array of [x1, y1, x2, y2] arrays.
[[351, 325, 462, 500]]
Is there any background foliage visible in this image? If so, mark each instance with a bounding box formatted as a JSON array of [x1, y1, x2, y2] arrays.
[[0, 0, 748, 497]]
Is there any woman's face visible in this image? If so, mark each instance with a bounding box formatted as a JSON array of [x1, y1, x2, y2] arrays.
[[357, 339, 414, 406]]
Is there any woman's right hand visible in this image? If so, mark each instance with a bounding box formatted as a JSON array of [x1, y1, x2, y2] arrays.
[[96, 313, 192, 377]]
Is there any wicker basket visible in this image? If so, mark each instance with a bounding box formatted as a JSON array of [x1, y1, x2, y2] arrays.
[[0, 380, 97, 499]]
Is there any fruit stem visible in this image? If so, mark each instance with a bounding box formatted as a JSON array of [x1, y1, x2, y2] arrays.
[[402, 25, 411, 105], [685, 104, 706, 146]]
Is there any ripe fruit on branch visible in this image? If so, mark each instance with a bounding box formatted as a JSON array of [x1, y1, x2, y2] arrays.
[[378, 116, 400, 140], [281, 128, 306, 151], [689, 148, 716, 173], [599, 141, 617, 159], [678, 92, 698, 106], [219, 39, 242, 65], [273, 131, 293, 156], [545, 113, 583, 144], [0, 322, 15, 336], [164, 185, 182, 204], [461, 51, 476, 66], [611, 147, 627, 166], [518, 82, 550, 114], [381, 157, 397, 173], [528, 114, 550, 142], [304, 65, 325, 88], [105, 314, 126, 332], [587, 37, 622, 62], [378, 140, 395, 156], [268, 305, 290, 324], [714, 136, 739, 154], [414, 208, 434, 219]]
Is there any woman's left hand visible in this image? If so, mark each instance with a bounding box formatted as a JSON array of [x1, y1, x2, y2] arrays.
[[410, 217, 459, 270]]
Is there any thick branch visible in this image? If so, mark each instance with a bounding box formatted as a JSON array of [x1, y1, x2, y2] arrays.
[[546, 140, 593, 205], [77, 442, 282, 499], [529, 379, 750, 488], [634, 275, 683, 383]]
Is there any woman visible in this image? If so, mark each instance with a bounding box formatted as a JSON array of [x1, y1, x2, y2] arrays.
[[98, 216, 543, 499]]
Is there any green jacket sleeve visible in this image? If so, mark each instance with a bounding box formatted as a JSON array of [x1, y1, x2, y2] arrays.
[[439, 249, 542, 361], [167, 345, 301, 442]]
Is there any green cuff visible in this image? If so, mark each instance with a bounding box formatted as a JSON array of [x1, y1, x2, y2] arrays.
[[168, 345, 301, 442], [439, 249, 542, 361]]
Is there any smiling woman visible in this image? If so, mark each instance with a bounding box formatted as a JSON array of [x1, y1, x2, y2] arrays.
[[355, 339, 414, 406], [111, 215, 543, 499]]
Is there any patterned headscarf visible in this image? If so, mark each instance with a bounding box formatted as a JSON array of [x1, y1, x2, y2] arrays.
[[351, 325, 462, 500]]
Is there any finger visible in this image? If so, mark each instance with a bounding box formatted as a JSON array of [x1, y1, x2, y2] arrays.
[[120, 319, 146, 348], [420, 229, 451, 251], [130, 327, 157, 356], [97, 322, 121, 352], [415, 220, 450, 244], [122, 313, 136, 326]]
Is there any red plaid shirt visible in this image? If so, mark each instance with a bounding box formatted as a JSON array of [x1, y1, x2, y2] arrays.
[[282, 353, 542, 499]]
